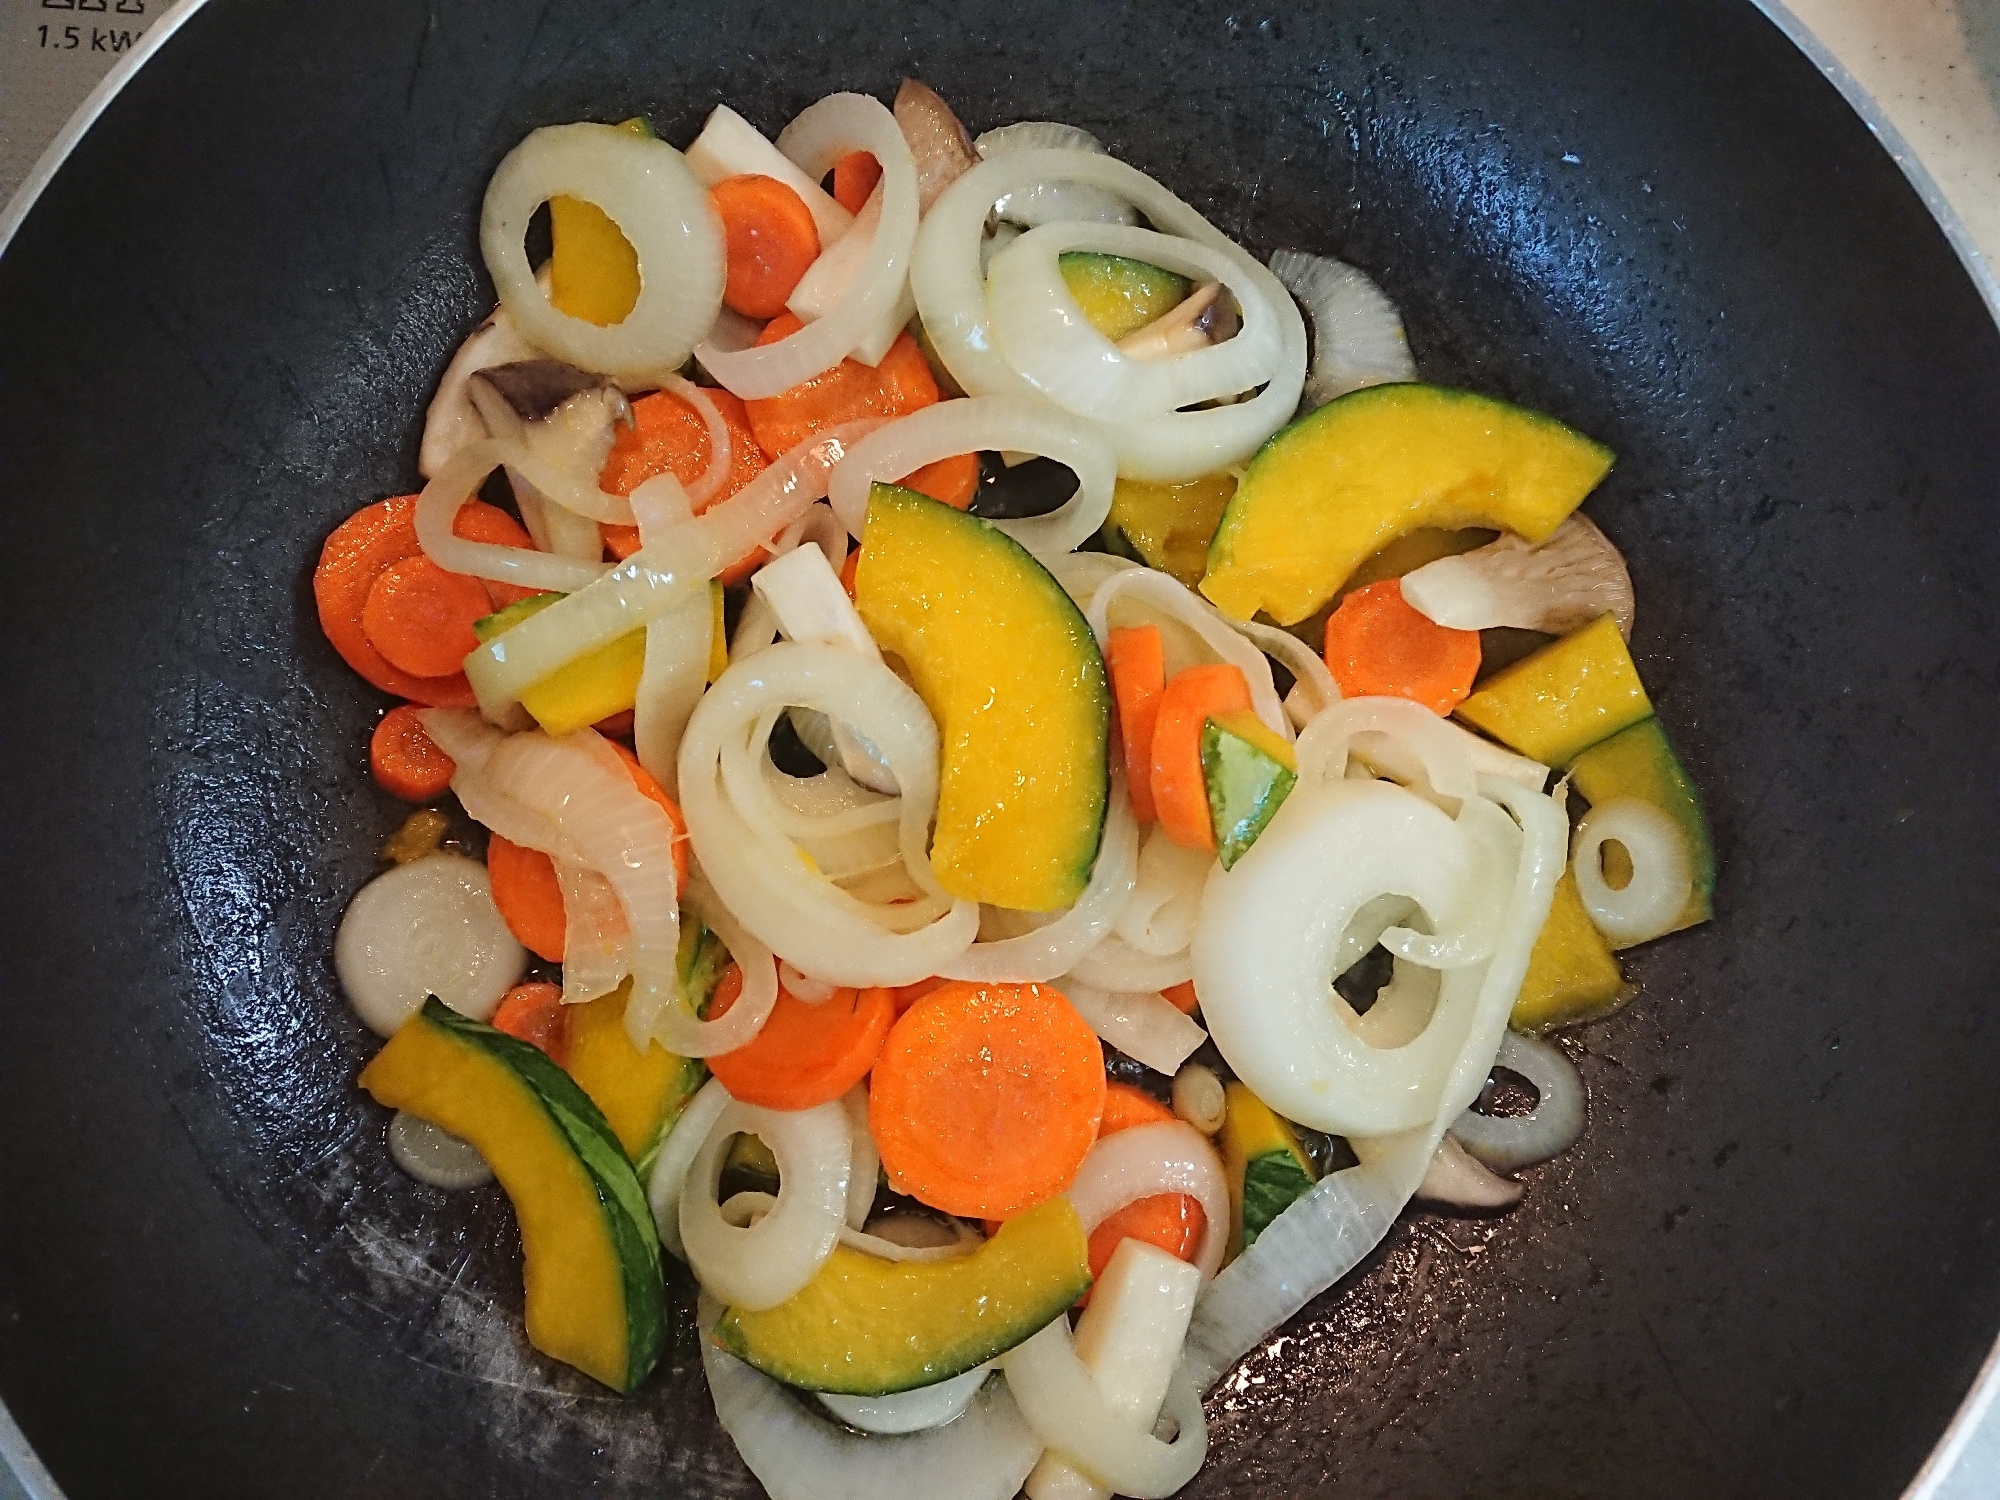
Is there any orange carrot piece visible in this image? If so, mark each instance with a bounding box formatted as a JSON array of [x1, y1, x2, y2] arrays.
[[314, 495, 536, 706], [839, 544, 862, 600], [744, 312, 939, 461], [601, 385, 771, 583], [1322, 578, 1483, 716], [369, 704, 456, 802], [1161, 980, 1200, 1016], [486, 833, 567, 963], [832, 150, 882, 215], [707, 967, 895, 1111], [869, 981, 1105, 1219], [890, 975, 946, 1015], [361, 554, 495, 679], [490, 982, 570, 1065], [710, 174, 823, 320], [1149, 664, 1254, 851], [900, 451, 981, 510], [1107, 625, 1167, 823]]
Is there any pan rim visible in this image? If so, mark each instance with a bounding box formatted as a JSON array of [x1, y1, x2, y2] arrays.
[[0, 3, 1993, 1497]]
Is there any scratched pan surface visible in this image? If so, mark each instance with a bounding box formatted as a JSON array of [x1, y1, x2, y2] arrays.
[[1, 0, 1996, 1496]]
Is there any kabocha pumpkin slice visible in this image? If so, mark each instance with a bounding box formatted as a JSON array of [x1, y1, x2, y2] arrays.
[[1217, 1081, 1318, 1257], [853, 483, 1110, 911], [359, 999, 666, 1393], [1509, 871, 1631, 1032], [1454, 614, 1652, 767]]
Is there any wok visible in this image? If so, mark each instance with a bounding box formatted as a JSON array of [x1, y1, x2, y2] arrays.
[[1, 1, 1996, 1496]]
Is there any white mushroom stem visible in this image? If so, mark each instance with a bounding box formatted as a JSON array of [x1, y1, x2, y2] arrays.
[[1116, 282, 1239, 363], [1399, 514, 1636, 639]]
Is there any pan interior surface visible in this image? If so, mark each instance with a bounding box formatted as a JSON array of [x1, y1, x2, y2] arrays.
[[0, 2, 1996, 1497]]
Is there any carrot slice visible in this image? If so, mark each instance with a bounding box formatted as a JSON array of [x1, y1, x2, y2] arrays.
[[900, 452, 981, 510], [490, 981, 570, 1065], [832, 150, 882, 215], [1107, 625, 1167, 823], [314, 495, 534, 705], [711, 174, 823, 320], [369, 704, 455, 802], [707, 966, 896, 1111], [890, 975, 947, 1015], [870, 981, 1105, 1218], [1100, 1080, 1176, 1135], [487, 833, 567, 962], [1161, 980, 1200, 1016], [1322, 578, 1483, 716], [601, 385, 771, 583], [361, 555, 494, 679], [744, 313, 939, 461], [839, 544, 862, 600], [1149, 664, 1254, 851], [1085, 1081, 1204, 1290]]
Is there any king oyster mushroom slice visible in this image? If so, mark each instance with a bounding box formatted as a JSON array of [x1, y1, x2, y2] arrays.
[[417, 304, 542, 479], [1268, 248, 1417, 409], [1415, 1134, 1525, 1212], [894, 78, 979, 214], [1398, 514, 1636, 640], [1116, 281, 1241, 363], [467, 359, 632, 476]]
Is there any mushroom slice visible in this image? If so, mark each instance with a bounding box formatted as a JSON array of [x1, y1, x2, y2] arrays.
[[1268, 248, 1416, 409], [1115, 282, 1241, 363], [1399, 514, 1636, 640], [894, 78, 978, 214], [1415, 1134, 1525, 1212], [418, 304, 542, 479], [467, 359, 632, 474]]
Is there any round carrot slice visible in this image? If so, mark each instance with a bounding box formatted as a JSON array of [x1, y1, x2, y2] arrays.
[[707, 966, 895, 1111], [369, 704, 456, 802], [486, 834, 566, 963], [1085, 1081, 1204, 1292], [490, 981, 570, 1065], [362, 554, 494, 679], [899, 451, 981, 510], [869, 981, 1106, 1218], [744, 313, 938, 461], [1322, 578, 1482, 716], [711, 174, 823, 320], [600, 385, 771, 583], [832, 150, 882, 214]]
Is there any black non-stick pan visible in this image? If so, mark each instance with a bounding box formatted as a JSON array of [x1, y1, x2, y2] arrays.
[[2, 2, 1996, 1496]]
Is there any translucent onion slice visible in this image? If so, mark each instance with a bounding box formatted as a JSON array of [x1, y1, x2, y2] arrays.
[[1002, 1317, 1206, 1500], [631, 454, 715, 794], [1058, 981, 1207, 1078], [912, 147, 1306, 482], [1571, 797, 1693, 947], [415, 439, 611, 593], [679, 642, 979, 985], [1045, 550, 1138, 610], [1415, 1135, 1525, 1211], [842, 1086, 879, 1230], [701, 1295, 1044, 1500], [1449, 1030, 1587, 1171], [987, 223, 1282, 424], [648, 1080, 731, 1260], [480, 123, 723, 383], [1112, 825, 1210, 957], [675, 876, 783, 1054], [697, 95, 919, 398], [657, 373, 733, 507], [1084, 567, 1288, 738], [1268, 249, 1418, 409], [975, 121, 1136, 227], [939, 781, 1138, 984], [820, 1367, 993, 1435], [1226, 614, 1341, 727], [827, 396, 1118, 559], [1067, 934, 1192, 992], [1065, 1121, 1229, 1280], [335, 854, 525, 1036], [681, 1096, 850, 1310], [1295, 695, 1479, 804], [388, 1111, 495, 1191], [553, 858, 631, 1003]]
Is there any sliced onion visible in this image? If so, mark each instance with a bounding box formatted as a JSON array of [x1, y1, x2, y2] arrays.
[[1171, 1063, 1227, 1136], [649, 1079, 733, 1260], [1002, 1317, 1206, 1500], [657, 374, 733, 507], [975, 121, 1136, 227], [674, 876, 783, 1055], [682, 1096, 851, 1310], [1450, 1030, 1587, 1171], [698, 96, 919, 399], [1045, 550, 1139, 610], [828, 396, 1117, 560], [1067, 934, 1191, 992], [632, 587, 712, 796], [388, 1111, 495, 1190], [481, 123, 722, 382], [1295, 696, 1478, 804], [940, 782, 1137, 983], [419, 303, 541, 480], [1572, 797, 1693, 947], [988, 223, 1282, 424], [1065, 1121, 1229, 1280], [1415, 1135, 1524, 1210], [842, 1085, 879, 1230], [1112, 824, 1210, 957], [701, 1295, 1044, 1500], [1058, 981, 1207, 1078], [335, 853, 525, 1036], [1226, 614, 1341, 727], [1084, 567, 1288, 738], [820, 1366, 993, 1435], [554, 859, 630, 1003], [1268, 249, 1417, 409], [1373, 792, 1516, 972], [415, 439, 610, 593]]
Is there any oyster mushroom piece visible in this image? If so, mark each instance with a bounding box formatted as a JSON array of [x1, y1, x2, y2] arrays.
[[893, 78, 978, 213], [1415, 1134, 1525, 1211], [1115, 281, 1241, 363], [1268, 248, 1417, 409], [1398, 514, 1637, 640]]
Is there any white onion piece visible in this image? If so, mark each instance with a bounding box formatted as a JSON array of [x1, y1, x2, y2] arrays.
[[821, 1366, 993, 1435], [762, 758, 899, 839], [1572, 797, 1693, 947], [770, 498, 850, 576], [1045, 550, 1139, 610], [1065, 1121, 1228, 1280], [481, 123, 722, 383], [419, 303, 542, 480], [779, 963, 840, 1004], [648, 1080, 731, 1260], [1226, 614, 1341, 726], [988, 223, 1282, 424], [1085, 567, 1288, 738], [940, 782, 1137, 983], [1268, 249, 1417, 409], [388, 1111, 495, 1190], [912, 148, 1306, 482], [842, 1086, 879, 1230], [684, 104, 854, 245], [1416, 1135, 1524, 1211], [553, 859, 631, 1004], [1171, 1063, 1227, 1136], [1183, 775, 1566, 1390], [680, 642, 979, 985], [975, 122, 1136, 227], [632, 586, 712, 796], [1374, 793, 1516, 972], [335, 854, 525, 1036], [701, 1295, 1044, 1500], [827, 396, 1117, 561], [754, 543, 880, 659], [415, 439, 610, 593], [1450, 1031, 1587, 1171], [1295, 695, 1478, 804], [682, 1097, 851, 1310], [1112, 824, 1210, 957], [698, 96, 919, 399], [678, 875, 783, 1046], [1059, 981, 1207, 1078], [785, 184, 919, 368], [1067, 934, 1192, 992], [463, 425, 875, 718], [1002, 1317, 1206, 1499]]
